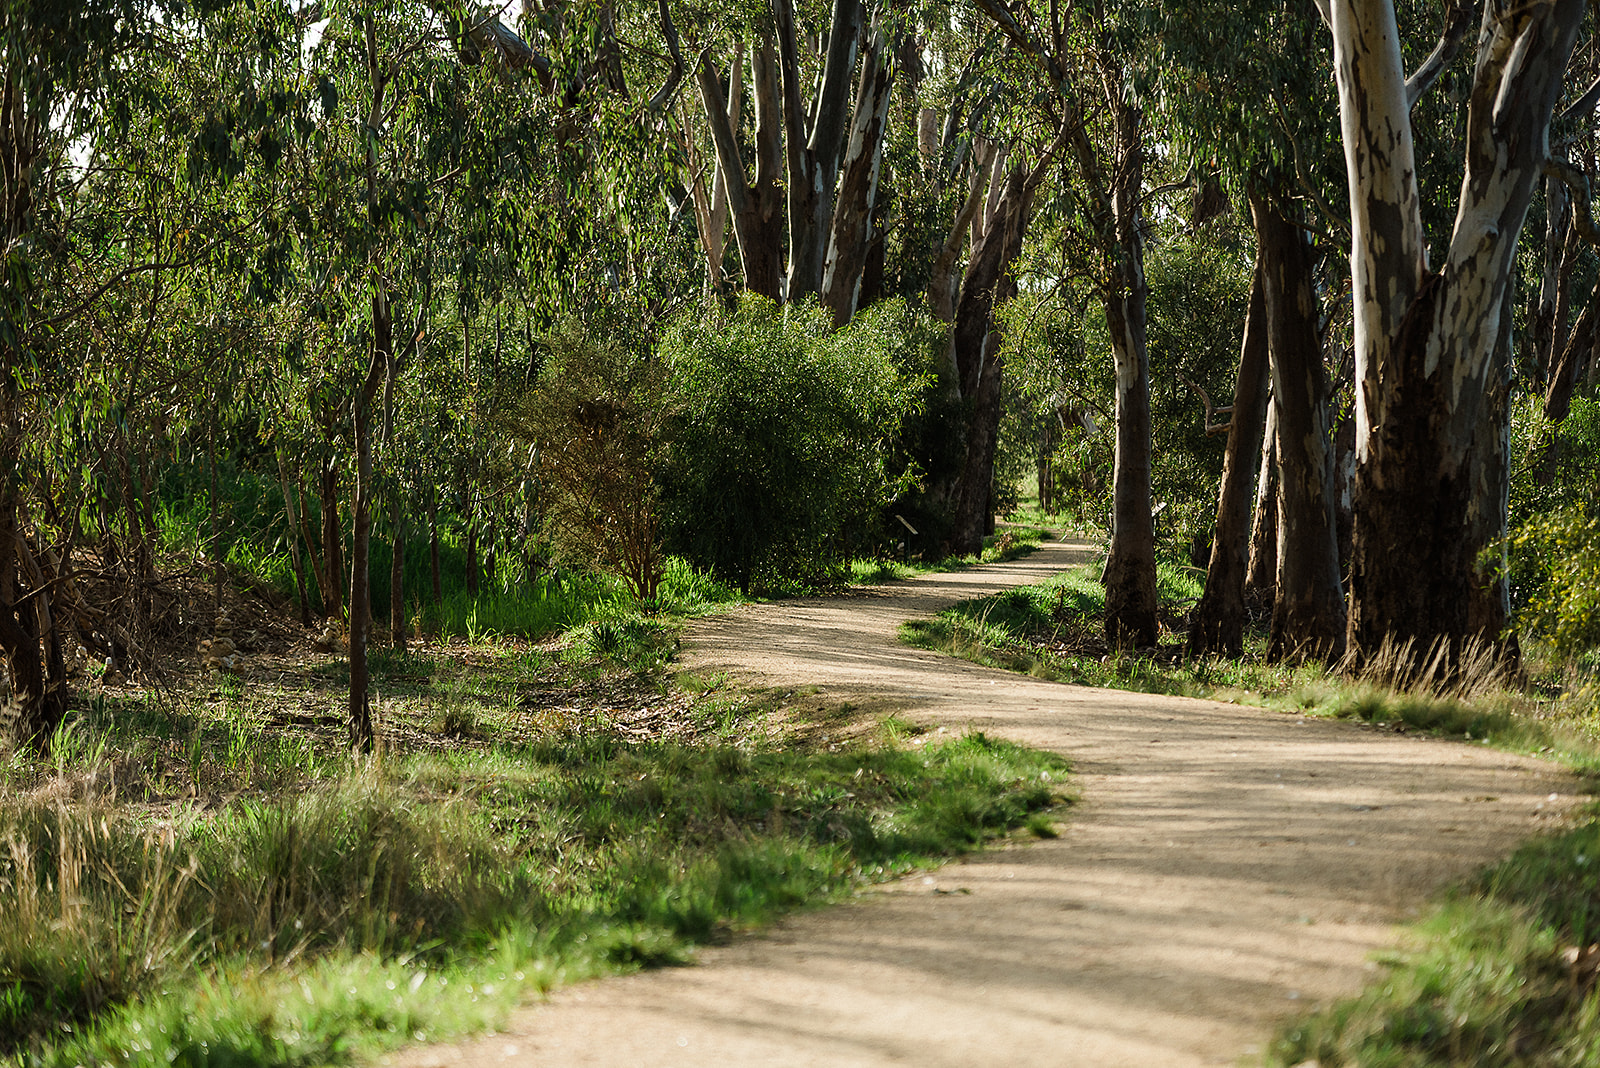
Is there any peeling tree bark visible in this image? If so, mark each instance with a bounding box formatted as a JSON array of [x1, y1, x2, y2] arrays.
[[775, 0, 863, 303], [1189, 258, 1270, 659], [1336, 0, 1582, 667], [821, 24, 894, 327], [1255, 193, 1345, 663]]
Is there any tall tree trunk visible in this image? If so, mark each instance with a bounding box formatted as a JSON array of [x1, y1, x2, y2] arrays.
[[1546, 273, 1596, 422], [1255, 193, 1345, 663], [1245, 399, 1279, 609], [1038, 412, 1057, 516], [683, 47, 739, 291], [1531, 172, 1569, 385], [208, 425, 222, 612], [1189, 258, 1270, 658], [484, 516, 497, 590], [0, 483, 64, 750], [1101, 101, 1158, 649], [775, 0, 863, 303], [429, 495, 442, 604], [348, 291, 390, 755], [296, 467, 327, 616], [821, 24, 894, 326], [465, 517, 479, 597], [945, 163, 1037, 555], [926, 143, 996, 329], [1466, 304, 1515, 657], [697, 42, 785, 300], [1335, 0, 1581, 667], [320, 460, 344, 618]]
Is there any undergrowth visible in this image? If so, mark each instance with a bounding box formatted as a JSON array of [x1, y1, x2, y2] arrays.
[[0, 711, 1066, 1068], [849, 526, 1050, 586]]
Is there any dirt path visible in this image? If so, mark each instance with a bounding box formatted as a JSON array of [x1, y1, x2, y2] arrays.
[[391, 539, 1580, 1067]]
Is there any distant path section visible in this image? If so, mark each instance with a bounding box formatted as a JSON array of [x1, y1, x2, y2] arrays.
[[389, 538, 1579, 1067]]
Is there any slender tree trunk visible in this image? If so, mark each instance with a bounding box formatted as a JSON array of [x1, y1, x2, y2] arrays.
[[1189, 258, 1270, 658], [1038, 413, 1057, 516], [277, 452, 314, 627], [320, 460, 344, 618], [821, 25, 894, 327], [484, 517, 497, 590], [1244, 399, 1279, 609], [465, 518, 479, 597], [348, 291, 390, 755], [295, 467, 326, 616], [429, 495, 442, 604], [1531, 173, 1569, 385], [1101, 102, 1158, 649], [1546, 274, 1596, 422], [1255, 193, 1345, 663], [208, 425, 222, 612]]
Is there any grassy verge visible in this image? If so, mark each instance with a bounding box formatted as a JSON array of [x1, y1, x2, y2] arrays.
[[1270, 814, 1600, 1067], [900, 560, 1600, 772], [898, 556, 1600, 1066], [850, 526, 1051, 586], [418, 556, 741, 642], [0, 636, 1068, 1068]]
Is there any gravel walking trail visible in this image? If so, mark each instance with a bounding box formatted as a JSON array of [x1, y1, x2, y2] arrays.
[[390, 538, 1579, 1067]]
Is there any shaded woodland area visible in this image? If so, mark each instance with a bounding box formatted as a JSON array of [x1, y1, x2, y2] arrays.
[[1, 0, 1598, 757]]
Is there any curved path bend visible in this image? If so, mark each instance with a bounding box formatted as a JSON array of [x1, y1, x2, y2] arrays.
[[393, 539, 1579, 1067]]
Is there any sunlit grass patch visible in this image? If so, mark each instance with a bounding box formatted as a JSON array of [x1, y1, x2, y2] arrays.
[[848, 528, 1054, 589], [0, 719, 1067, 1068], [1270, 814, 1600, 1068]]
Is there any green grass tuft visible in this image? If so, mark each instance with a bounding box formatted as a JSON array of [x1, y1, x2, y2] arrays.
[[0, 726, 1067, 1068]]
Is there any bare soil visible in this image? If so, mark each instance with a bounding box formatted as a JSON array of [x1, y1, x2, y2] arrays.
[[387, 538, 1582, 1067]]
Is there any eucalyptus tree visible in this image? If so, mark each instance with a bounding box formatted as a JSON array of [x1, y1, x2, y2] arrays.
[[692, 0, 894, 317], [0, 0, 271, 746], [972, 0, 1162, 646], [1149, 0, 1353, 662], [1328, 0, 1584, 665]]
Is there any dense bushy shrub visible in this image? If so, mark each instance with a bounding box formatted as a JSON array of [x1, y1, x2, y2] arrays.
[[505, 321, 669, 600], [1508, 394, 1600, 661], [1511, 508, 1600, 661], [658, 297, 928, 592]]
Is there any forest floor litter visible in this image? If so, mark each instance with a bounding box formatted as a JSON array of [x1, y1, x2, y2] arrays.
[[383, 537, 1582, 1067]]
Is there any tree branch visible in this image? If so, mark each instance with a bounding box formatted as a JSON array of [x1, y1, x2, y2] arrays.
[[1404, 0, 1478, 110], [643, 0, 685, 115], [1544, 158, 1600, 244], [1557, 72, 1600, 124], [696, 49, 754, 221]]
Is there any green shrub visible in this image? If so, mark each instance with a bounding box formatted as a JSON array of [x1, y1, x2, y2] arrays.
[[1512, 507, 1600, 660], [504, 320, 669, 600], [658, 297, 927, 592]]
